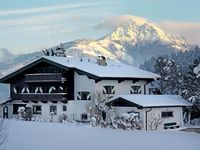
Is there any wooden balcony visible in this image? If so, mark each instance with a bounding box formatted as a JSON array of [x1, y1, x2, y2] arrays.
[[20, 93, 67, 101], [24, 73, 67, 83]]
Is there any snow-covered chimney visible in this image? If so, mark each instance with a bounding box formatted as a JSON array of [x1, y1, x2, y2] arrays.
[[97, 55, 107, 66]]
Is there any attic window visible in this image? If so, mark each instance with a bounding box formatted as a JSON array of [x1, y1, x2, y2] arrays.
[[130, 86, 141, 94], [77, 91, 91, 100], [103, 86, 115, 94]]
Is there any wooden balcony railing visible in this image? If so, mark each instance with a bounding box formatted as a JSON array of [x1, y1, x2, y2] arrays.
[[20, 93, 67, 101], [24, 73, 67, 83]]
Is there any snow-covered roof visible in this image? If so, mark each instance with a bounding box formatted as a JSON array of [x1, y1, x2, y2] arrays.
[[41, 56, 160, 79], [108, 95, 192, 107], [0, 56, 161, 83]]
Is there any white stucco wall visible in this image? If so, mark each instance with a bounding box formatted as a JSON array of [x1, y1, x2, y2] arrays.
[[67, 100, 91, 121], [95, 80, 147, 95], [69, 72, 150, 122], [146, 107, 183, 130], [74, 72, 95, 100], [113, 106, 184, 130], [0, 101, 68, 122], [74, 72, 148, 99]]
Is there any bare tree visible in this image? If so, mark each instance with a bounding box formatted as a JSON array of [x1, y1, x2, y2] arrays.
[[42, 48, 50, 56], [87, 91, 107, 126], [148, 113, 163, 130], [55, 43, 66, 57], [87, 92, 143, 130], [0, 119, 8, 150]]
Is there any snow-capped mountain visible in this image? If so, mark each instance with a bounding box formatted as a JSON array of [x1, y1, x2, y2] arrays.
[[50, 16, 191, 65], [0, 16, 194, 77], [0, 48, 15, 62], [0, 15, 194, 101], [0, 16, 192, 73]]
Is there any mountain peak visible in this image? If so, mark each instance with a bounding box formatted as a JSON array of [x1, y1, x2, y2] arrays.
[[113, 15, 149, 26], [101, 16, 191, 52]]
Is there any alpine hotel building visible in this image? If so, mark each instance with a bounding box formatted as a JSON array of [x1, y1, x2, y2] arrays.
[[0, 56, 191, 130]]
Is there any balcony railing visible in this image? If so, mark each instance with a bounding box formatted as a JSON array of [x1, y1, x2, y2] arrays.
[[20, 93, 67, 101], [25, 73, 67, 83]]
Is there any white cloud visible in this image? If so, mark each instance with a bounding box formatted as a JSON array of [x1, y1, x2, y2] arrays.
[[159, 21, 200, 45], [95, 15, 150, 30], [0, 2, 100, 16], [0, 13, 70, 26]]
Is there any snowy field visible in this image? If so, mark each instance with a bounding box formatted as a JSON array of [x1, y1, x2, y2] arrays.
[[4, 120, 200, 150]]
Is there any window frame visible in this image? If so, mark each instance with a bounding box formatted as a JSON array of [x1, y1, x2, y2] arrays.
[[50, 105, 57, 115], [103, 86, 115, 94], [33, 105, 42, 114], [63, 105, 67, 111], [130, 85, 141, 94], [161, 111, 173, 118], [81, 114, 88, 120], [77, 91, 90, 100], [13, 104, 26, 114]]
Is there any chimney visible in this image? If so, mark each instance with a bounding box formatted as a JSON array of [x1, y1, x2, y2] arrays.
[[97, 55, 107, 66]]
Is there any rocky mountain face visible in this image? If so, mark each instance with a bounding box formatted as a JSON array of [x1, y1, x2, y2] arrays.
[[58, 16, 192, 65]]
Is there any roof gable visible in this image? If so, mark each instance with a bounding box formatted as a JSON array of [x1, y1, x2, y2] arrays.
[[107, 95, 192, 107], [106, 97, 143, 108], [0, 57, 70, 83]]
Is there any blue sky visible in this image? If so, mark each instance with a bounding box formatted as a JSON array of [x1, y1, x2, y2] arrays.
[[0, 0, 200, 54]]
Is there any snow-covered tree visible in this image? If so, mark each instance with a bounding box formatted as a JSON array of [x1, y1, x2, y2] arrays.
[[153, 57, 183, 94], [18, 107, 26, 120], [17, 107, 32, 121], [112, 112, 143, 130], [42, 43, 67, 57], [87, 91, 108, 126], [163, 57, 183, 94], [182, 59, 200, 115], [141, 47, 200, 120], [87, 91, 143, 130]]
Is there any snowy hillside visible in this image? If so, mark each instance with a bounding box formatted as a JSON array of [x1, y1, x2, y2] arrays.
[[0, 48, 15, 62], [3, 120, 200, 150]]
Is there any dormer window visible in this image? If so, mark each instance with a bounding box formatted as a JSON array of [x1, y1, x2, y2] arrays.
[[103, 86, 115, 94], [77, 91, 91, 100], [130, 86, 141, 94]]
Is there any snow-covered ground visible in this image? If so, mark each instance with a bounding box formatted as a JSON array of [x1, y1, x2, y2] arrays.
[[3, 120, 200, 150]]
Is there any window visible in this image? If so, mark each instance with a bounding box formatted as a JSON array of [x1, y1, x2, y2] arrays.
[[161, 111, 173, 118], [13, 86, 20, 94], [149, 88, 161, 95], [130, 86, 141, 94], [77, 92, 90, 100], [13, 104, 26, 114], [63, 105, 67, 111], [50, 106, 57, 115], [103, 86, 115, 94], [33, 105, 42, 114], [81, 114, 88, 120]]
